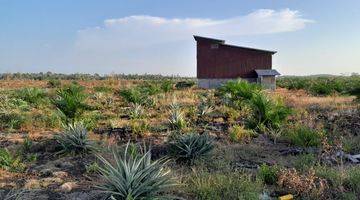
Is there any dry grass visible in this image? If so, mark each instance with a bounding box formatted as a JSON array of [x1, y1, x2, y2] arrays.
[[275, 88, 356, 109]]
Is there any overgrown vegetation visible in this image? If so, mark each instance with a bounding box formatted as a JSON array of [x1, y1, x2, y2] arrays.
[[0, 74, 358, 199], [277, 75, 360, 96]]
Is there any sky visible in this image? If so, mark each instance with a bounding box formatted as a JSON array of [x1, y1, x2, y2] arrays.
[[0, 0, 359, 76]]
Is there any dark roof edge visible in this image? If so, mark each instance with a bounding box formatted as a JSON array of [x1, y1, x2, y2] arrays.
[[193, 35, 276, 54], [221, 44, 277, 54], [193, 35, 225, 44]]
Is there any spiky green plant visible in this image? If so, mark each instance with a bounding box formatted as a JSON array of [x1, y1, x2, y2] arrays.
[[168, 107, 186, 130], [169, 133, 214, 163], [129, 103, 145, 119], [56, 122, 97, 155], [96, 143, 175, 200], [52, 84, 89, 122]]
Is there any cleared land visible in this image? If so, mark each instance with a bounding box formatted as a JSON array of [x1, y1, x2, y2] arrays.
[[0, 75, 359, 200]]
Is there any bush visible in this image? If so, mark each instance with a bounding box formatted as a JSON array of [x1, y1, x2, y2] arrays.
[[52, 84, 89, 122], [186, 171, 262, 200], [286, 126, 323, 147], [0, 148, 24, 172], [259, 164, 279, 185], [119, 88, 148, 105], [277, 75, 360, 96], [278, 168, 328, 199], [55, 122, 97, 155], [96, 143, 175, 200], [160, 80, 173, 93], [344, 167, 360, 194], [294, 153, 316, 172], [175, 80, 195, 89], [169, 133, 214, 164], [229, 125, 255, 143]]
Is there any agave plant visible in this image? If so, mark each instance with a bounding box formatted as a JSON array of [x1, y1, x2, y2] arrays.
[[168, 108, 186, 130], [169, 133, 214, 163], [56, 122, 97, 155], [96, 143, 175, 200], [129, 103, 145, 119]]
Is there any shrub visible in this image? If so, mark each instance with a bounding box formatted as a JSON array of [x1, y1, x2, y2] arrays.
[[52, 84, 89, 122], [342, 136, 360, 154], [278, 168, 328, 199], [96, 143, 175, 200], [186, 171, 262, 200], [286, 126, 323, 147], [259, 164, 279, 185], [119, 88, 146, 105], [229, 125, 255, 143], [55, 122, 97, 155], [0, 148, 24, 172], [138, 82, 161, 95], [310, 82, 334, 96], [294, 153, 317, 172], [175, 80, 195, 89], [160, 80, 173, 93], [344, 167, 360, 194], [169, 133, 214, 164], [15, 88, 47, 106]]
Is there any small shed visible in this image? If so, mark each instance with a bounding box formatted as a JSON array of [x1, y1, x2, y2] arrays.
[[255, 69, 281, 90], [194, 35, 280, 89]]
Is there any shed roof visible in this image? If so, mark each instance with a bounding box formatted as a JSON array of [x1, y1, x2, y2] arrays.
[[193, 35, 277, 54], [255, 69, 281, 76]]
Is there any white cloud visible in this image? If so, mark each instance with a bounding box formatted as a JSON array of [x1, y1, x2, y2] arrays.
[[72, 9, 312, 75]]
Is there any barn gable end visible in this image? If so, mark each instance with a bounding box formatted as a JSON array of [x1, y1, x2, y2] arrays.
[[194, 35, 280, 89]]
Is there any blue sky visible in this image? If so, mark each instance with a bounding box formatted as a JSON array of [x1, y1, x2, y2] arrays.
[[1, 0, 359, 76]]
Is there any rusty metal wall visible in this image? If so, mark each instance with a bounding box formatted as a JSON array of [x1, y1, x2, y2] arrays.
[[196, 40, 273, 79]]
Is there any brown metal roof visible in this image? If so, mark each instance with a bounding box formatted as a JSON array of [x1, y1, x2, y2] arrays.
[[193, 35, 277, 54]]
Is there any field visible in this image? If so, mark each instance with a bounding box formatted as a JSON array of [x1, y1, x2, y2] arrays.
[[0, 74, 359, 200]]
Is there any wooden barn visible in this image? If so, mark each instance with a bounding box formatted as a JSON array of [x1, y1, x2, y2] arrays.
[[194, 36, 280, 89]]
